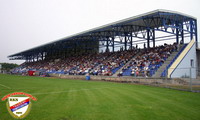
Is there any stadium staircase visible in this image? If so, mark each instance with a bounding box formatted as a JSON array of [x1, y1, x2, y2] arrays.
[[152, 51, 178, 77], [112, 52, 142, 77], [153, 44, 187, 78]]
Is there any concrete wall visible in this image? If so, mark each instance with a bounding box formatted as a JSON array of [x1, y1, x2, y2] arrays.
[[50, 74, 189, 86], [196, 49, 200, 76], [171, 42, 197, 78]]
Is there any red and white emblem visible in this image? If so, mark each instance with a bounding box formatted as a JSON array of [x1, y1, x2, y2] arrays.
[[2, 92, 37, 119], [7, 97, 31, 119]]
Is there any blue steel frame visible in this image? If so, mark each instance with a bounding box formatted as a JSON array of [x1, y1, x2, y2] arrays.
[[8, 10, 198, 62]]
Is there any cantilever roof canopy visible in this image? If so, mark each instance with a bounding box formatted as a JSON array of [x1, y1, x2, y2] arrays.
[[8, 9, 197, 60]]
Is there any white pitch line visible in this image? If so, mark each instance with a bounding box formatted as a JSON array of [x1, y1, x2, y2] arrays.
[[32, 87, 108, 95], [0, 84, 11, 89]]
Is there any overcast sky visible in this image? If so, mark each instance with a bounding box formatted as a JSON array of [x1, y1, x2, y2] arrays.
[[0, 0, 199, 64]]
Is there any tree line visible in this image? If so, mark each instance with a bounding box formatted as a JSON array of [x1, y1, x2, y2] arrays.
[[0, 63, 18, 72]]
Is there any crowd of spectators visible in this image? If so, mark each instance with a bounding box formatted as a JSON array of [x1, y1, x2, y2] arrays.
[[11, 43, 177, 77], [120, 43, 177, 77], [11, 49, 137, 76]]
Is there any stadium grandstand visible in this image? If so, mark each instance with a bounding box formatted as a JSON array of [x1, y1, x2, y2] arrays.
[[9, 9, 199, 79]]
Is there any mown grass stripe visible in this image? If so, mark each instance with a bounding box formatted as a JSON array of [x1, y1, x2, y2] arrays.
[[0, 74, 200, 120], [0, 83, 11, 89]]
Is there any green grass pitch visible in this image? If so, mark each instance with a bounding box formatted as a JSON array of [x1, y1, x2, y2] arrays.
[[0, 74, 200, 120]]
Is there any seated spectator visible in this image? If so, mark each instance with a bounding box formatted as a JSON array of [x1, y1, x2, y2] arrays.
[[11, 43, 176, 78]]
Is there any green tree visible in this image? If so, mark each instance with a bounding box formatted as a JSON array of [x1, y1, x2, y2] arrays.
[[0, 63, 19, 72]]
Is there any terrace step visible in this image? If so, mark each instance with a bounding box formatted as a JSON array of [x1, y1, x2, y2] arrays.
[[112, 50, 142, 77], [153, 51, 178, 78]]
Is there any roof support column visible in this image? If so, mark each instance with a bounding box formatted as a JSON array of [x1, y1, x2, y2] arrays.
[[181, 23, 184, 44], [147, 29, 150, 49], [176, 22, 179, 44], [125, 34, 127, 51], [195, 20, 198, 48], [152, 29, 155, 48], [32, 55, 34, 62], [42, 52, 44, 60], [112, 37, 114, 52], [130, 33, 133, 50], [29, 56, 31, 62], [146, 28, 155, 49], [190, 20, 194, 41], [106, 37, 109, 52]]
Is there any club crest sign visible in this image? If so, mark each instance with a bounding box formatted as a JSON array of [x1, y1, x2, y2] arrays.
[[2, 92, 37, 119]]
